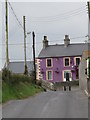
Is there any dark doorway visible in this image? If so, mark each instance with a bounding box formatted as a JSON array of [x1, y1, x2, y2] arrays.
[[64, 72, 71, 91], [66, 73, 69, 81]]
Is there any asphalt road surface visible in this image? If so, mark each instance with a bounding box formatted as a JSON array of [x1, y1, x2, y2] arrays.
[[2, 90, 88, 118]]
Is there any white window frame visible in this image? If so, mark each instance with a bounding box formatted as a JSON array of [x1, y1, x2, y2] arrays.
[[63, 70, 72, 81], [46, 70, 53, 80], [46, 58, 53, 68], [74, 57, 81, 66], [64, 57, 70, 67]]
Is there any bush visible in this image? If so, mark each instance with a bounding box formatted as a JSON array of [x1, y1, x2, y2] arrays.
[[2, 68, 12, 83], [11, 74, 34, 85], [2, 68, 35, 85], [2, 69, 44, 103]]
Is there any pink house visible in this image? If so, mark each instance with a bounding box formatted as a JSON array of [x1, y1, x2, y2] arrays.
[[36, 35, 88, 82]]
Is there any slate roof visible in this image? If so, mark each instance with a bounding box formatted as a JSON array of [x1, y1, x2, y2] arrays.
[[38, 43, 89, 58], [8, 61, 34, 74]]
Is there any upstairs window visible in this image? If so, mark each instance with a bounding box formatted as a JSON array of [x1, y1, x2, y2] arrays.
[[46, 58, 52, 67], [76, 58, 80, 66], [64, 58, 70, 67], [74, 57, 81, 66]]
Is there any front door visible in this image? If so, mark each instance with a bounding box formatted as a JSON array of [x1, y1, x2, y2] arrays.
[[63, 71, 72, 81], [66, 73, 69, 81]]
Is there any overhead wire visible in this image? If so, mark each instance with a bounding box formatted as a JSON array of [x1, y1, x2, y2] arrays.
[[30, 7, 87, 22], [31, 10, 87, 22], [8, 0, 24, 30], [29, 6, 87, 19], [0, 35, 87, 46], [8, 1, 87, 23], [2, 2, 88, 61], [36, 35, 87, 44], [7, 1, 87, 26]]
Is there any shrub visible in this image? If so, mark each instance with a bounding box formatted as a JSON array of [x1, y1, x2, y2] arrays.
[[10, 74, 35, 85], [2, 68, 12, 82], [2, 68, 35, 85]]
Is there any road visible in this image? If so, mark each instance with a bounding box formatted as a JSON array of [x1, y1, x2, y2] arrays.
[[2, 90, 88, 118]]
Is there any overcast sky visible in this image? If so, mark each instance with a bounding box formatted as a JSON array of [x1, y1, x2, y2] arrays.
[[1, 1, 88, 70]]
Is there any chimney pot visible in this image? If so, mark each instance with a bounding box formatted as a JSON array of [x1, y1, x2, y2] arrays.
[[44, 36, 47, 40], [43, 36, 48, 49], [65, 35, 69, 39], [64, 35, 70, 47]]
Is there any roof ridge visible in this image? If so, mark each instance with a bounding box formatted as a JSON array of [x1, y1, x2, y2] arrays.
[[9, 61, 33, 63], [48, 43, 86, 46], [38, 42, 88, 58]]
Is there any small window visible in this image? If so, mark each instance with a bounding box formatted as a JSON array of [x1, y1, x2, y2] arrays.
[[64, 58, 70, 66], [47, 59, 52, 67], [47, 71, 52, 80], [76, 58, 80, 66]]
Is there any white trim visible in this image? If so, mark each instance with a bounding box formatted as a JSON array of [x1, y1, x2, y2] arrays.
[[46, 70, 53, 80], [74, 57, 81, 66], [64, 57, 70, 67], [46, 58, 53, 68], [63, 70, 72, 81]]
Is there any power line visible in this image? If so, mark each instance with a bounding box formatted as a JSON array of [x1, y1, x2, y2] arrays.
[[30, 8, 87, 22], [8, 1, 87, 24], [35, 35, 87, 44], [29, 6, 87, 19], [0, 35, 87, 46], [0, 42, 32, 46], [8, 1, 24, 30]]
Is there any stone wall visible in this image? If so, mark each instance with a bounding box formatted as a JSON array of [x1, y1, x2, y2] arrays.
[[79, 52, 88, 92], [79, 50, 90, 95]]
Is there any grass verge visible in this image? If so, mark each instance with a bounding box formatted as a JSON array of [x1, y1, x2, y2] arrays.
[[2, 81, 43, 103]]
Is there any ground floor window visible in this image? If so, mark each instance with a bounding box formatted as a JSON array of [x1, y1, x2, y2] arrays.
[[46, 70, 53, 80]]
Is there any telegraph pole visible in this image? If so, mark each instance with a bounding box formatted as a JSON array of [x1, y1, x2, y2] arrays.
[[88, 1, 90, 42], [23, 16, 27, 74], [6, 0, 9, 68], [32, 32, 36, 82]]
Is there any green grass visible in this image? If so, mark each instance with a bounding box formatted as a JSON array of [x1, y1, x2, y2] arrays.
[[2, 69, 44, 103], [2, 81, 43, 103], [0, 90, 2, 103]]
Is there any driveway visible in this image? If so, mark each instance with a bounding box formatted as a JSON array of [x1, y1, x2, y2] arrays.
[[2, 90, 88, 118]]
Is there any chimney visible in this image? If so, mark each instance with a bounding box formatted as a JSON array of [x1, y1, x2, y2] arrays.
[[64, 35, 70, 47], [43, 36, 48, 49]]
